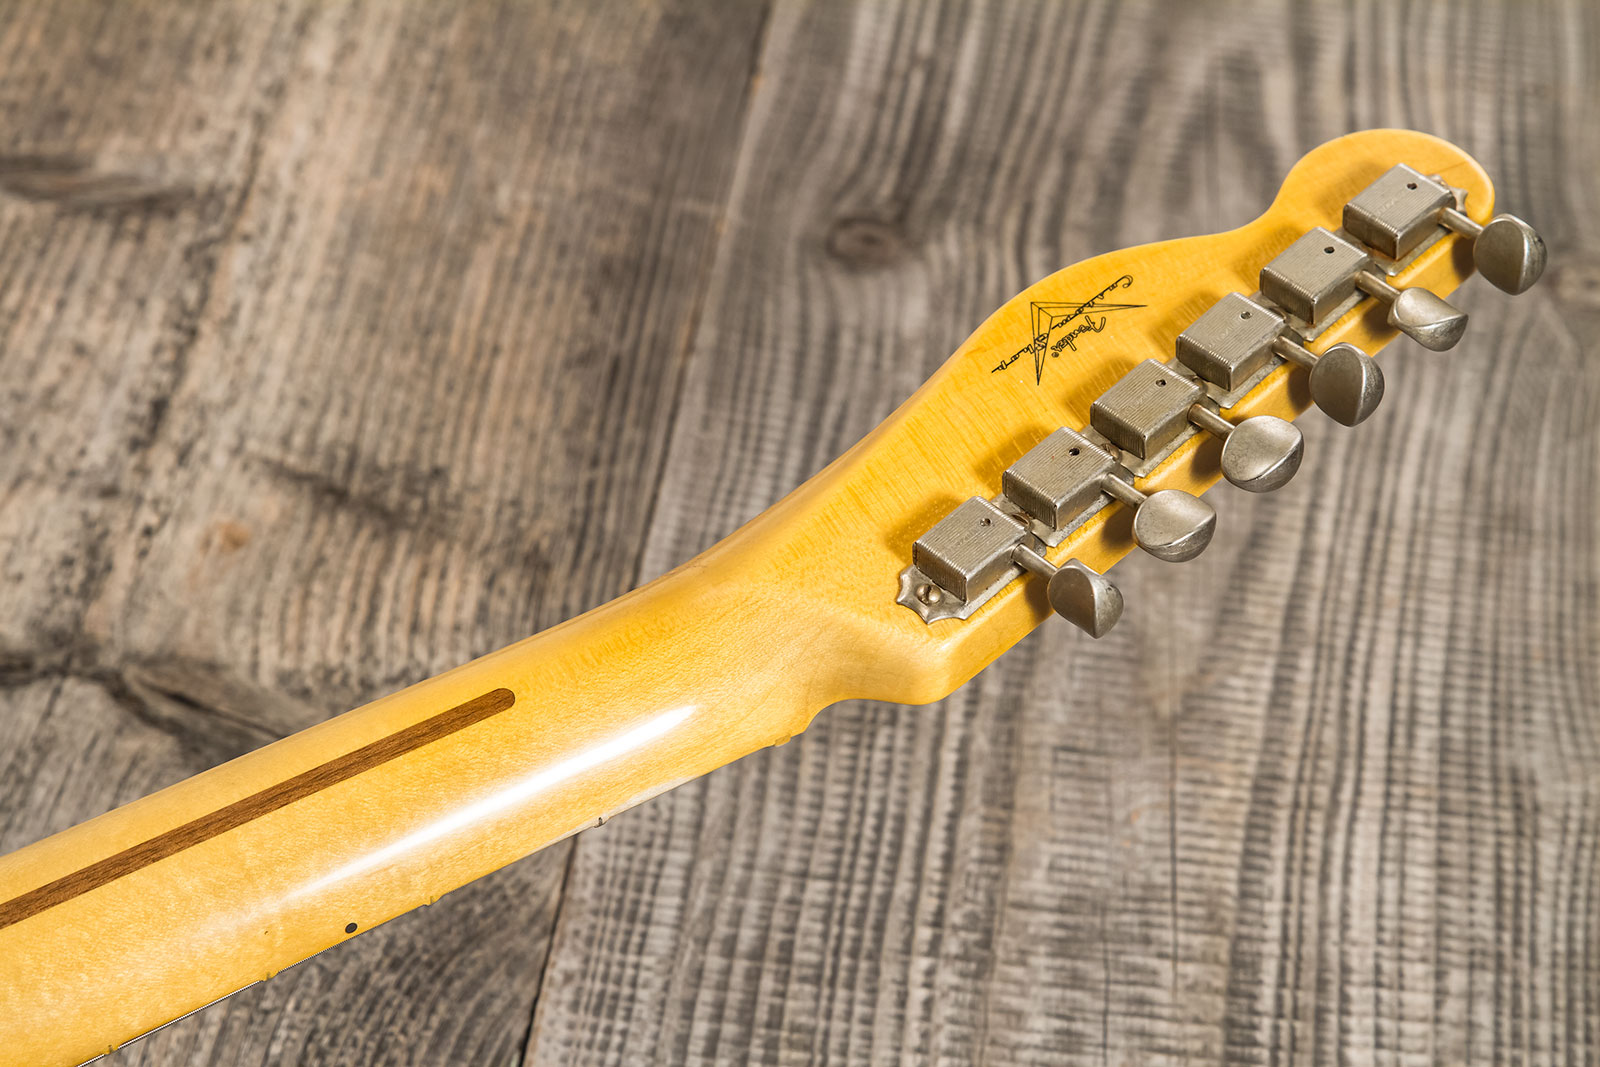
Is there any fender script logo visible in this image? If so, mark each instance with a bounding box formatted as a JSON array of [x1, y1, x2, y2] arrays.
[[991, 275, 1143, 384]]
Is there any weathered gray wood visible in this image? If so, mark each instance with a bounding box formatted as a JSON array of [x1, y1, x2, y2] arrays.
[[3, 0, 1598, 1064], [0, 0, 768, 1062], [528, 1, 1600, 1065]]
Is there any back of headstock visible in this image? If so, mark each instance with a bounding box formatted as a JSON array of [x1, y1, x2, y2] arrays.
[[769, 128, 1545, 711]]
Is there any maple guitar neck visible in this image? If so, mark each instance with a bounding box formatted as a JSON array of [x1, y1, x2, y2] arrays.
[[0, 130, 1508, 1066]]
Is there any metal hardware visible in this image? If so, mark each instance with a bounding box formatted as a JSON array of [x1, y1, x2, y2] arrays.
[[1098, 474, 1215, 563], [897, 420, 1217, 622], [1001, 428, 1116, 530], [911, 497, 1026, 605], [898, 496, 1040, 622], [1010, 544, 1122, 637], [1455, 213, 1547, 294], [1343, 163, 1546, 294], [897, 158, 1547, 630], [1186, 403, 1303, 493], [1175, 292, 1285, 392], [1260, 227, 1467, 351], [1353, 267, 1468, 350], [1092, 359, 1301, 493], [1000, 424, 1212, 563], [1177, 292, 1383, 427], [1259, 227, 1371, 324], [1270, 334, 1385, 426], [1342, 164, 1457, 260], [1090, 359, 1205, 460]]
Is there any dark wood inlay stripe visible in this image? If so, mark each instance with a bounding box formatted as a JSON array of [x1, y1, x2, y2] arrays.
[[0, 687, 516, 932]]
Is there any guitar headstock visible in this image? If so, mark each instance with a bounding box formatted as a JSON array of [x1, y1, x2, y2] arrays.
[[712, 129, 1545, 714]]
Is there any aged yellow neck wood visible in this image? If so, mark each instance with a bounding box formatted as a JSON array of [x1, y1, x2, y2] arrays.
[[0, 129, 1492, 1065]]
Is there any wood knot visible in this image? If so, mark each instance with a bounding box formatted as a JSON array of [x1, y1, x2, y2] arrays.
[[211, 520, 252, 554], [0, 153, 193, 213], [824, 216, 905, 269]]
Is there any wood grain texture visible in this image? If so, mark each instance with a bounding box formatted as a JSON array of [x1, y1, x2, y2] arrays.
[[528, 2, 1600, 1065], [0, 687, 515, 933], [0, 1, 1595, 1065], [0, 0, 769, 1062], [0, 125, 1489, 1067]]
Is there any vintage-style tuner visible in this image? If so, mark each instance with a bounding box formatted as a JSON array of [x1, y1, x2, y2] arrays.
[[899, 152, 1545, 637]]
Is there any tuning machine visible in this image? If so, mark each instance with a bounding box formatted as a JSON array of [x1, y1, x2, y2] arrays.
[[1344, 164, 1546, 295], [1091, 359, 1303, 494], [1003, 426, 1216, 562], [897, 157, 1549, 635], [902, 493, 1126, 637], [898, 425, 1219, 635], [1261, 227, 1468, 351], [1176, 292, 1384, 427], [1010, 544, 1123, 639]]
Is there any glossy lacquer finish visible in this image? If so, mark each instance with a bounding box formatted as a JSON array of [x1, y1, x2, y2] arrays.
[[0, 130, 1491, 1066]]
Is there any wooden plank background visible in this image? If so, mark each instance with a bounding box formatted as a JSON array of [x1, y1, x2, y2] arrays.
[[0, 1, 1595, 1063]]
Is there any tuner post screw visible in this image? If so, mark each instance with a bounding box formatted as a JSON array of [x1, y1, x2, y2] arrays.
[[915, 583, 942, 606]]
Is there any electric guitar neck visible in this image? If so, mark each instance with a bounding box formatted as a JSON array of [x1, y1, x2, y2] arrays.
[[0, 129, 1546, 1066]]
